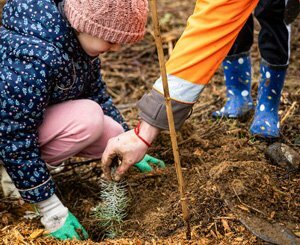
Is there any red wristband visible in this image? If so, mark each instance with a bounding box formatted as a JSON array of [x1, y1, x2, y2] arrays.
[[134, 121, 151, 148]]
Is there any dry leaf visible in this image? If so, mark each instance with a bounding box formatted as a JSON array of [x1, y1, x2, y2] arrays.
[[269, 211, 276, 219], [237, 205, 250, 212], [235, 237, 244, 242], [194, 148, 204, 157], [294, 231, 300, 237], [29, 229, 45, 240], [221, 219, 231, 232], [13, 229, 24, 242]]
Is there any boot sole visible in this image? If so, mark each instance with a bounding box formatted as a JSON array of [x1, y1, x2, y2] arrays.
[[212, 109, 254, 123], [250, 133, 280, 143]]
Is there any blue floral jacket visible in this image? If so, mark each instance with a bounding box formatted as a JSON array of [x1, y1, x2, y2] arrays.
[[0, 0, 128, 203]]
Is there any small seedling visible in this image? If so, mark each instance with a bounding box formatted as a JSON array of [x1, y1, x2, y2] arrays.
[[92, 178, 130, 238]]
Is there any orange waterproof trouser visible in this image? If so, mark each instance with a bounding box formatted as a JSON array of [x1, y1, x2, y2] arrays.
[[166, 0, 259, 85]]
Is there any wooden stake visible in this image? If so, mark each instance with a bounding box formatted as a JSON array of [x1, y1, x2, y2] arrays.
[[149, 0, 191, 240]]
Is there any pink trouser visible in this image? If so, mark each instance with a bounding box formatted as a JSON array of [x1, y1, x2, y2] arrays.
[[38, 99, 124, 166]]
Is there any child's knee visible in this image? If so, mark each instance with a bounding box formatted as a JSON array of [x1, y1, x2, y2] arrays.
[[103, 116, 125, 138], [75, 100, 105, 142]]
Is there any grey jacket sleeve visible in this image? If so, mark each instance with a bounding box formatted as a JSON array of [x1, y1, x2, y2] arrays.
[[137, 89, 194, 130]]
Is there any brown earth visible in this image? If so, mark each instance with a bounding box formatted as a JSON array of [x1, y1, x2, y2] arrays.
[[0, 1, 299, 244]]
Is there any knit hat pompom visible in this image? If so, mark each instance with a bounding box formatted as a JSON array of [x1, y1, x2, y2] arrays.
[[65, 0, 148, 44]]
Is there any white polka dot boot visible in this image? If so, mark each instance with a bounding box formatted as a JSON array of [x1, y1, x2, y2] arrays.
[[250, 64, 286, 138], [212, 54, 254, 118]]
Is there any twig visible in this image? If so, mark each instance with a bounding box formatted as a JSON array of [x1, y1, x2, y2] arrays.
[[51, 159, 100, 177], [168, 41, 173, 56], [232, 186, 266, 216], [280, 101, 297, 125], [150, 0, 191, 240], [116, 103, 137, 110], [191, 98, 221, 115]]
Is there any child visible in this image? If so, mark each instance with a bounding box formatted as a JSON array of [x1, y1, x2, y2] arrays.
[[0, 0, 161, 240], [212, 0, 291, 138]]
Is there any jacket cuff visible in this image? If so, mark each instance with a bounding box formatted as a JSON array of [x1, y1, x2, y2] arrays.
[[18, 177, 56, 204], [137, 89, 194, 130]]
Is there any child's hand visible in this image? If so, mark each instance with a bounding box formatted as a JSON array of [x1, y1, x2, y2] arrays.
[[134, 154, 165, 172], [36, 195, 88, 241], [49, 212, 89, 241]]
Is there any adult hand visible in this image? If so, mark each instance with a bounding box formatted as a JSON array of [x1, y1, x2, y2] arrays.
[[101, 121, 160, 181]]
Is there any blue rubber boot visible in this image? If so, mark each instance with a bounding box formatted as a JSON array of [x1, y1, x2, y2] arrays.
[[250, 64, 286, 138], [213, 54, 254, 118]]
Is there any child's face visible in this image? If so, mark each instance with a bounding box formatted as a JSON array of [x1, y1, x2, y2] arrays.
[[77, 32, 121, 57]]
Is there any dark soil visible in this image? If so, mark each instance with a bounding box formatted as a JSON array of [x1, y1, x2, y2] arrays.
[[0, 1, 299, 244]]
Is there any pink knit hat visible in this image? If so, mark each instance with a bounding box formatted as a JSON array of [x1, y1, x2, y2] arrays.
[[64, 0, 148, 44]]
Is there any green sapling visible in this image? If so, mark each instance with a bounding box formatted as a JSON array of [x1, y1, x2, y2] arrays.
[[92, 176, 130, 238]]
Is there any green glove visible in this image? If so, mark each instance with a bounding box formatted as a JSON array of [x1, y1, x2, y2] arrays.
[[134, 154, 165, 172], [49, 212, 89, 240]]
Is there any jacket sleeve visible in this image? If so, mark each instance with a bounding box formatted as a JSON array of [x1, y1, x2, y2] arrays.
[[138, 0, 258, 130], [0, 45, 57, 204], [85, 58, 129, 131]]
